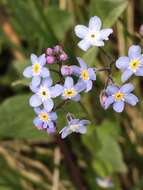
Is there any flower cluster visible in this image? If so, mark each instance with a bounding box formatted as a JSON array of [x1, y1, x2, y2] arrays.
[[23, 15, 142, 138], [46, 45, 68, 64]]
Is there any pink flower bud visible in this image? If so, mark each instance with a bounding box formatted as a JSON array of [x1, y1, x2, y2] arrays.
[[47, 127, 56, 134], [61, 65, 73, 76], [54, 45, 62, 53], [46, 48, 53, 55], [59, 53, 68, 61], [46, 56, 55, 64], [139, 24, 143, 36], [99, 90, 108, 109]]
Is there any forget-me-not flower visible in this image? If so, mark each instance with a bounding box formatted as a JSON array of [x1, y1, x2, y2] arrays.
[[61, 77, 85, 101], [72, 57, 96, 92], [60, 113, 90, 138], [104, 83, 139, 113], [33, 107, 57, 132], [23, 53, 50, 86], [116, 45, 143, 82], [74, 16, 113, 51], [29, 77, 63, 111]]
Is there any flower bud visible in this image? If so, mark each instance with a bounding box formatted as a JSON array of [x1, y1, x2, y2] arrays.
[[61, 65, 73, 76], [46, 56, 55, 64], [99, 90, 108, 109], [139, 24, 143, 36], [46, 48, 53, 55], [59, 53, 68, 61], [53, 45, 62, 53]]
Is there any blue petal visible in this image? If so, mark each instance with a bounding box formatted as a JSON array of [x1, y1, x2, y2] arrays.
[[42, 77, 53, 87], [88, 68, 96, 80], [29, 94, 42, 107], [135, 67, 143, 76], [43, 122, 48, 128], [41, 67, 50, 78], [34, 107, 41, 114], [72, 94, 80, 101], [113, 101, 124, 113], [88, 16, 101, 31], [104, 96, 114, 109], [92, 40, 104, 46], [31, 54, 38, 64], [78, 126, 87, 134], [38, 54, 46, 66], [50, 84, 63, 98], [124, 93, 139, 105], [77, 57, 87, 69], [60, 127, 72, 139], [32, 76, 41, 87], [64, 77, 74, 88], [128, 45, 141, 59], [74, 25, 88, 38], [99, 29, 113, 40], [23, 66, 32, 78], [43, 98, 54, 112], [85, 80, 93, 92], [121, 69, 133, 82], [120, 83, 134, 94], [115, 56, 129, 70], [106, 85, 119, 95], [33, 117, 42, 127], [49, 112, 57, 121], [72, 65, 80, 76], [75, 80, 86, 92], [79, 120, 90, 126], [78, 39, 91, 51], [47, 121, 54, 128]]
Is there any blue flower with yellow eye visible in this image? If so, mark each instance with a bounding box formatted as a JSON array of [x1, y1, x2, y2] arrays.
[[33, 107, 57, 134], [61, 77, 85, 101], [72, 57, 96, 92], [104, 83, 139, 113], [116, 45, 143, 82], [23, 53, 50, 87]]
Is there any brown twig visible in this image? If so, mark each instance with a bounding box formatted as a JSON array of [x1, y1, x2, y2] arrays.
[[55, 135, 87, 190]]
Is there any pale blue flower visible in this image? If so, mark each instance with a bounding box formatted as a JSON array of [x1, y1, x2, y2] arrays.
[[104, 83, 139, 113], [60, 113, 90, 138], [29, 78, 63, 111], [33, 107, 57, 133], [74, 16, 113, 51], [115, 45, 143, 82], [96, 177, 114, 188], [23, 53, 50, 86], [61, 77, 85, 101], [72, 57, 96, 92]]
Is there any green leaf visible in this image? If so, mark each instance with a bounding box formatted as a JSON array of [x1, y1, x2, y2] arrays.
[[89, 0, 128, 27], [82, 120, 127, 176], [45, 6, 74, 41], [0, 94, 48, 139], [0, 94, 86, 139]]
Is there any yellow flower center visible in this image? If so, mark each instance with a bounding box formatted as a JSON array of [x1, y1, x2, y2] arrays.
[[69, 124, 79, 132], [114, 92, 124, 101], [33, 63, 41, 75], [39, 112, 49, 122], [64, 89, 76, 98], [81, 70, 89, 80], [130, 59, 140, 71]]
